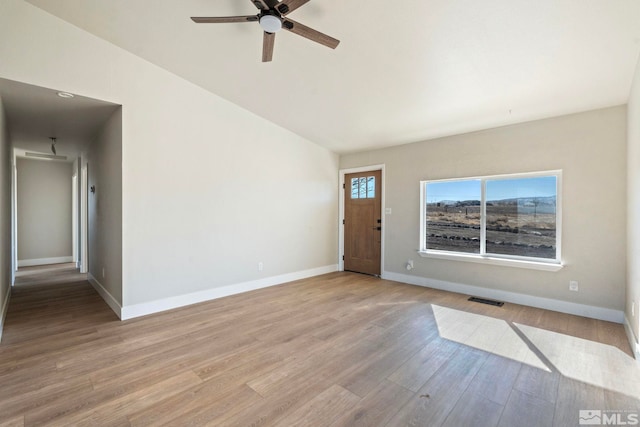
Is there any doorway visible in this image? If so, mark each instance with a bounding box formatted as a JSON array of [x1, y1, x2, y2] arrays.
[[14, 156, 75, 268], [341, 167, 384, 276]]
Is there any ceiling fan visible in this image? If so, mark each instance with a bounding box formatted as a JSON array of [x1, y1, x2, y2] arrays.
[[191, 0, 340, 62]]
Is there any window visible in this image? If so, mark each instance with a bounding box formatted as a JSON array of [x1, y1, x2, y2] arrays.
[[420, 171, 561, 266], [351, 176, 376, 199]]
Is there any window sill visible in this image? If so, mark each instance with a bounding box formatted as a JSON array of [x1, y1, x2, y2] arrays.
[[417, 250, 563, 272]]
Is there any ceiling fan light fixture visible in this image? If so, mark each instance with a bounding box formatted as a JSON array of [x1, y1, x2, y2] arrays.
[[259, 14, 282, 33]]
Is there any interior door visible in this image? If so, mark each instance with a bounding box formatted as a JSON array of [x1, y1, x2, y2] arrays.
[[344, 170, 382, 275]]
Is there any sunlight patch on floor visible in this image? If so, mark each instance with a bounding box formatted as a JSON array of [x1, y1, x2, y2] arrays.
[[432, 305, 550, 371], [516, 323, 640, 399], [432, 304, 640, 399]]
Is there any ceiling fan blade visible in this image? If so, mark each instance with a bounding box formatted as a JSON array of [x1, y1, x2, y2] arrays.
[[262, 32, 275, 62], [282, 19, 340, 49], [276, 0, 310, 15], [191, 16, 259, 24], [250, 0, 270, 10]]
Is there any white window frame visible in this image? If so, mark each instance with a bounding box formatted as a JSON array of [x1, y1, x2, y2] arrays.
[[419, 170, 563, 272]]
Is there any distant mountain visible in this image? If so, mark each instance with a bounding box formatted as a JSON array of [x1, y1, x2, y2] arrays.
[[429, 196, 556, 207], [488, 196, 556, 206], [434, 200, 480, 207]]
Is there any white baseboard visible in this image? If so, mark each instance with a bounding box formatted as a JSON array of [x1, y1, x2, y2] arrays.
[[382, 271, 625, 324], [88, 273, 122, 319], [0, 285, 11, 343], [18, 256, 73, 268], [624, 314, 640, 360], [121, 264, 339, 321]]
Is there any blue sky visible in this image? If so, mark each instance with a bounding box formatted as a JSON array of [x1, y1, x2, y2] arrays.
[[426, 176, 556, 202]]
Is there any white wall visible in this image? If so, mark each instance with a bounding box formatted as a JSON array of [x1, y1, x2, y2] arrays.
[[0, 95, 11, 339], [627, 56, 640, 349], [0, 0, 339, 311], [87, 108, 122, 305], [341, 107, 627, 315], [16, 157, 73, 265]]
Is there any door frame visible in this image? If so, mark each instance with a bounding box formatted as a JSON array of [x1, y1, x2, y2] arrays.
[[80, 162, 88, 274], [10, 152, 89, 279], [338, 164, 386, 275], [72, 173, 78, 267]]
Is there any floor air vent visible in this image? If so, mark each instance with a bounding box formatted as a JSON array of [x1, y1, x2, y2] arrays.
[[468, 296, 504, 307]]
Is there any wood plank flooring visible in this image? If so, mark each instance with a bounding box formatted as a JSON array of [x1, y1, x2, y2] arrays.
[[1, 269, 638, 426], [13, 263, 86, 288]]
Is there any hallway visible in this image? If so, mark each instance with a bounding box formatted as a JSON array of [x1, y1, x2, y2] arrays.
[[2, 263, 116, 345]]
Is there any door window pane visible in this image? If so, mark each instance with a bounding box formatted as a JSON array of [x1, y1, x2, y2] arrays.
[[359, 177, 367, 198], [367, 176, 375, 198], [351, 178, 359, 199], [350, 176, 376, 199]]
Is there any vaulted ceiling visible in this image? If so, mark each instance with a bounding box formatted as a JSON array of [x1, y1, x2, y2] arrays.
[[24, 0, 640, 153]]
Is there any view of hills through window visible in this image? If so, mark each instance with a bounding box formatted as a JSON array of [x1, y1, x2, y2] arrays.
[[425, 176, 557, 259]]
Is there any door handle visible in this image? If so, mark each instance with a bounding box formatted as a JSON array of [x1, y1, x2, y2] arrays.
[[372, 226, 381, 231]]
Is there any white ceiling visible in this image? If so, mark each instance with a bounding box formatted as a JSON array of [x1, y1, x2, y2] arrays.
[[0, 78, 120, 155], [24, 0, 640, 154]]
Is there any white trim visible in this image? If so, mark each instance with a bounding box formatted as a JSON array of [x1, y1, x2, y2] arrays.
[[17, 256, 73, 267], [338, 164, 385, 275], [417, 250, 563, 271], [120, 264, 338, 321], [382, 270, 624, 324], [624, 314, 640, 360], [88, 273, 122, 319], [72, 174, 78, 264], [480, 179, 487, 255], [80, 163, 88, 274], [11, 161, 17, 283], [0, 285, 11, 342]]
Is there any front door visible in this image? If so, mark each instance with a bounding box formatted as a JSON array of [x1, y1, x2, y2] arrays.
[[344, 170, 382, 275]]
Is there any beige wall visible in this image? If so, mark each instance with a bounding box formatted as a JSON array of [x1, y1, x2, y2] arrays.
[[0, 95, 11, 338], [16, 157, 73, 262], [341, 107, 627, 312], [87, 108, 122, 305], [0, 0, 339, 308], [627, 56, 640, 346]]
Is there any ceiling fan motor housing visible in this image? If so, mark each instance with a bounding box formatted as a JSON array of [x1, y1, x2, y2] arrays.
[[259, 12, 282, 33]]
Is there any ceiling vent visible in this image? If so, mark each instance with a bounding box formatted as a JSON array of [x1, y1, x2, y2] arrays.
[[25, 152, 68, 161]]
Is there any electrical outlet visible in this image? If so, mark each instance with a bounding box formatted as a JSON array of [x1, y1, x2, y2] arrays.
[[258, 262, 263, 272], [569, 281, 578, 292], [406, 259, 414, 271]]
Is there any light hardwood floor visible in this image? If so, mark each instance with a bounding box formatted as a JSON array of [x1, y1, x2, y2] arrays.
[[13, 262, 86, 287], [0, 269, 638, 426]]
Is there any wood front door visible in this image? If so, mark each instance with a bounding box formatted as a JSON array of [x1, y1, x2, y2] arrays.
[[344, 170, 382, 276]]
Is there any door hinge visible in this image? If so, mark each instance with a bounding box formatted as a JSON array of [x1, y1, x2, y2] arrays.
[[342, 255, 345, 260], [342, 183, 345, 189], [342, 219, 345, 225]]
